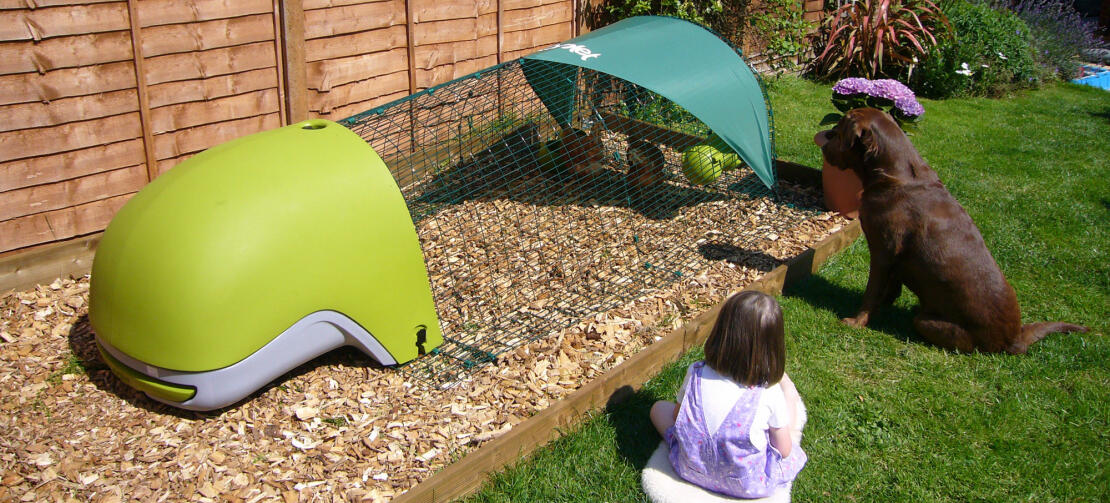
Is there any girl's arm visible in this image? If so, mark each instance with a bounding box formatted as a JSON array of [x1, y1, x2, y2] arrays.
[[768, 427, 793, 458], [650, 401, 678, 437], [780, 372, 801, 432], [769, 372, 800, 458]]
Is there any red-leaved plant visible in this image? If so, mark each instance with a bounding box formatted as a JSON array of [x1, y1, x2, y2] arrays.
[[812, 0, 952, 80]]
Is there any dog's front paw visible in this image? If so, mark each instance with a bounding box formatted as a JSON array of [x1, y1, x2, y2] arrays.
[[841, 316, 868, 328]]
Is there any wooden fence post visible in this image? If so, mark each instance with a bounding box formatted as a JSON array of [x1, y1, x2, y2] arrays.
[[125, 0, 158, 182], [278, 0, 307, 123], [405, 0, 418, 152], [272, 0, 289, 126], [404, 0, 418, 95], [572, 0, 578, 36], [497, 0, 504, 64]]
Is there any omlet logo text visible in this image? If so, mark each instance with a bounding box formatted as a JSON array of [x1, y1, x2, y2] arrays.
[[548, 43, 601, 61]]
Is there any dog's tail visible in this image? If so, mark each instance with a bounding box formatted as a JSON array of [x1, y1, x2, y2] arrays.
[[1009, 322, 1090, 354]]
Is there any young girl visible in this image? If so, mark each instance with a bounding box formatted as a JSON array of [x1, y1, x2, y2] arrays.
[[650, 291, 806, 499]]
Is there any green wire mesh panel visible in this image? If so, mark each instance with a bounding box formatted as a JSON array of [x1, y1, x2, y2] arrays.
[[341, 59, 815, 384]]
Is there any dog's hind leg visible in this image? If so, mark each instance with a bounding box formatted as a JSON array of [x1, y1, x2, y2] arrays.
[[913, 313, 978, 353], [1007, 322, 1090, 354]]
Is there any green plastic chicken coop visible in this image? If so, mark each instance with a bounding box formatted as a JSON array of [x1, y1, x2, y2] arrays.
[[89, 16, 778, 410]]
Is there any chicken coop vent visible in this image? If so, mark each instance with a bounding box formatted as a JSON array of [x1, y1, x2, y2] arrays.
[[340, 16, 792, 384]]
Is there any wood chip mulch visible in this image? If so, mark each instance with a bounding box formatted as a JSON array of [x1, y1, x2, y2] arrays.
[[0, 185, 848, 502]]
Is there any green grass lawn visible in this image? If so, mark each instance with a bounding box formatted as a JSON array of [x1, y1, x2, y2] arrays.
[[461, 76, 1110, 502]]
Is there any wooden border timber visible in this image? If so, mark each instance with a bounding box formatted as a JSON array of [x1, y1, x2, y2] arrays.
[[392, 177, 861, 503], [0, 233, 101, 294]]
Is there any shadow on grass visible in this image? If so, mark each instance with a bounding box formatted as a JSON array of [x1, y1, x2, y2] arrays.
[[604, 385, 666, 471], [1090, 107, 1110, 123], [782, 274, 926, 347]]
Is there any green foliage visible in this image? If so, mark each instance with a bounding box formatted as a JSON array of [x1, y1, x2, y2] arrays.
[[907, 42, 974, 98], [628, 96, 704, 132], [47, 353, 89, 384], [592, 0, 813, 66], [911, 1, 1039, 98], [323, 416, 348, 428], [812, 0, 952, 80], [747, 0, 813, 59], [600, 0, 726, 30]]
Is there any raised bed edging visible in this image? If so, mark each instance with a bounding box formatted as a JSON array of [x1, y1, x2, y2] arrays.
[[393, 183, 862, 502], [0, 234, 100, 294]]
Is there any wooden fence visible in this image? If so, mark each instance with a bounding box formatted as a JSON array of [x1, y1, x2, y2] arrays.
[[0, 0, 577, 255]]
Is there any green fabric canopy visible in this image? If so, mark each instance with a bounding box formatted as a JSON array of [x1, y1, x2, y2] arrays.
[[522, 16, 776, 188]]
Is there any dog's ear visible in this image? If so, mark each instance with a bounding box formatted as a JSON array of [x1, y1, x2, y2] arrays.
[[856, 123, 882, 160]]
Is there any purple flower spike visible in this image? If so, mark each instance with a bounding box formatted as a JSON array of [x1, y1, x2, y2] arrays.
[[832, 77, 873, 96]]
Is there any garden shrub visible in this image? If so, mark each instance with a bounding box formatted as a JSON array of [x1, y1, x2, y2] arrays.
[[1007, 0, 1109, 80], [810, 0, 951, 80], [746, 0, 814, 62], [589, 0, 728, 34], [911, 1, 1037, 98], [589, 0, 813, 64]]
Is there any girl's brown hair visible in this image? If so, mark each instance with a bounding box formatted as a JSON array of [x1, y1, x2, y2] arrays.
[[703, 291, 785, 387]]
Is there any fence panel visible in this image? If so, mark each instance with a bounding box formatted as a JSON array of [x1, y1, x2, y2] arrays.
[[136, 0, 284, 177], [0, 1, 144, 252], [303, 0, 409, 119]]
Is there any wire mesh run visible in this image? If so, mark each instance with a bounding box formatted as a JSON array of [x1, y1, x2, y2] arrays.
[[341, 58, 813, 385]]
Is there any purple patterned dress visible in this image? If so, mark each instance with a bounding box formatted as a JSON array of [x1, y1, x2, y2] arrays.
[[664, 362, 807, 498]]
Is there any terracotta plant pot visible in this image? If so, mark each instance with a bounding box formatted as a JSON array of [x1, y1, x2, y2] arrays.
[[814, 130, 863, 219]]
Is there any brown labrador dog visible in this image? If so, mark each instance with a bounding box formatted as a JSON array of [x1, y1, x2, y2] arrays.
[[816, 108, 1088, 354]]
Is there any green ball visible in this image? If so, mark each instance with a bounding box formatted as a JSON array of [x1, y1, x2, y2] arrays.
[[717, 152, 742, 171], [682, 144, 723, 185], [706, 133, 742, 171]]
